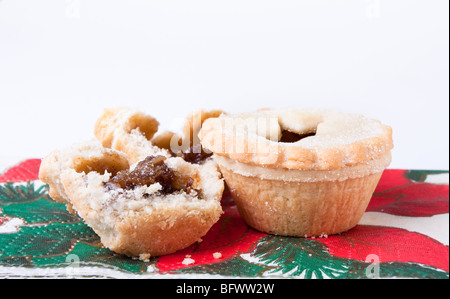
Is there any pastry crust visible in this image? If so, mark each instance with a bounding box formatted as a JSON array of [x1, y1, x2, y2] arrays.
[[38, 140, 129, 208], [40, 107, 226, 257], [214, 152, 391, 182], [219, 164, 382, 237], [200, 108, 393, 236], [182, 109, 225, 147], [94, 107, 160, 148], [60, 156, 224, 257], [94, 108, 225, 164], [200, 109, 393, 171], [94, 107, 169, 164], [151, 131, 182, 152]]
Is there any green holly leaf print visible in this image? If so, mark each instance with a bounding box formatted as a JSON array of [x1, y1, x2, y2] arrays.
[[406, 170, 448, 183], [37, 241, 152, 274], [177, 254, 272, 277], [176, 235, 449, 279], [376, 261, 449, 279], [0, 182, 80, 224], [1, 197, 80, 224], [0, 221, 98, 262], [34, 241, 151, 274], [0, 181, 154, 275], [0, 182, 48, 205], [251, 236, 449, 279], [250, 236, 351, 278]]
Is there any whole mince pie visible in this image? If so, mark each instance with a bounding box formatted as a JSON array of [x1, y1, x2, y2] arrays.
[[199, 108, 393, 237]]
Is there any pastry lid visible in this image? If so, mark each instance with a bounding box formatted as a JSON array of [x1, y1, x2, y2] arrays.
[[199, 108, 393, 170]]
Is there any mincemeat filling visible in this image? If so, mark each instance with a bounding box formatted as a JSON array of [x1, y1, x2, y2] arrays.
[[105, 155, 194, 194]]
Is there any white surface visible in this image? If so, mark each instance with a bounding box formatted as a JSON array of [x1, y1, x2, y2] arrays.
[[0, 0, 448, 170]]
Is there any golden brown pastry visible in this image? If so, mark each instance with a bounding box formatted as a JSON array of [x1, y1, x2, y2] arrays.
[[200, 108, 393, 237], [182, 109, 225, 149], [38, 140, 129, 212], [60, 152, 224, 257], [94, 107, 225, 164], [94, 107, 169, 165], [39, 107, 225, 258]]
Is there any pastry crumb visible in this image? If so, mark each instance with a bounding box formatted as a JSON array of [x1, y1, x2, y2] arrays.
[[182, 257, 195, 265], [139, 253, 151, 262], [146, 264, 157, 272], [213, 252, 222, 259]]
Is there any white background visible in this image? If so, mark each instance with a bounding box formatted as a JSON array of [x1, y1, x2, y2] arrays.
[[0, 0, 448, 170]]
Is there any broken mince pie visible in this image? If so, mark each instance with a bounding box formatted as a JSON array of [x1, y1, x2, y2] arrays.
[[39, 108, 225, 258], [59, 146, 224, 257]]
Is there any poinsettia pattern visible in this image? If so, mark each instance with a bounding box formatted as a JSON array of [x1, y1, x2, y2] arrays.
[[368, 170, 449, 216], [0, 159, 41, 183]]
